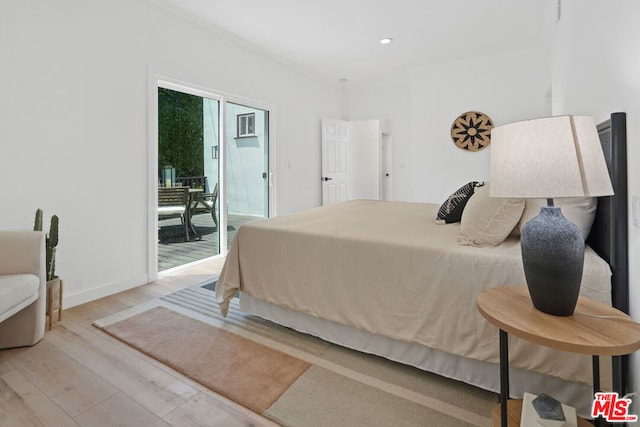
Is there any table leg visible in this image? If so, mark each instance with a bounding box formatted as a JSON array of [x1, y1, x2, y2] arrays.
[[185, 197, 198, 240], [592, 355, 600, 395], [47, 284, 53, 331], [58, 279, 63, 321], [592, 355, 602, 427], [500, 329, 509, 427]]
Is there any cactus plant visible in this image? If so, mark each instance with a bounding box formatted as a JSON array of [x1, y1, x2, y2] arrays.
[[33, 209, 59, 281]]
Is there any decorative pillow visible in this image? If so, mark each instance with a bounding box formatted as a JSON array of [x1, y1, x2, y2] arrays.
[[435, 181, 481, 224], [517, 197, 597, 240], [458, 183, 525, 247]]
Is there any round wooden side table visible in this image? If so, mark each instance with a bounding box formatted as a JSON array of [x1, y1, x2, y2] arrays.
[[477, 286, 640, 427]]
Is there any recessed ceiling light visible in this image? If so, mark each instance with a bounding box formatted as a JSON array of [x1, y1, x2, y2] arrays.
[[379, 38, 393, 45]]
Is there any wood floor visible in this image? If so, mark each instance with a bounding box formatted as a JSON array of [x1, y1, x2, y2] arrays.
[[0, 258, 281, 427]]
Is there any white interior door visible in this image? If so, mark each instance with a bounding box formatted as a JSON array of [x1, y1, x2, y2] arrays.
[[321, 117, 349, 206]]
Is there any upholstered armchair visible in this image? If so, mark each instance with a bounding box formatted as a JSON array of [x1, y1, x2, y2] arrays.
[[0, 230, 46, 348]]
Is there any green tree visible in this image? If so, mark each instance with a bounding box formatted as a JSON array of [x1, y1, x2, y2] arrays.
[[158, 88, 204, 179]]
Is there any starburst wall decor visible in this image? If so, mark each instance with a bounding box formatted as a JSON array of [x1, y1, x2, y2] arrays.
[[450, 111, 493, 152]]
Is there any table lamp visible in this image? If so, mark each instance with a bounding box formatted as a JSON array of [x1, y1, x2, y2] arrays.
[[490, 116, 614, 316]]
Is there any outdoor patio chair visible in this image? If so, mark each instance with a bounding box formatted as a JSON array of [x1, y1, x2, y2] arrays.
[[158, 187, 190, 238], [190, 182, 218, 228]]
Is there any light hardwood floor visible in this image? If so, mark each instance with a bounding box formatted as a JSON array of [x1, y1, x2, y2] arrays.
[[0, 258, 281, 427]]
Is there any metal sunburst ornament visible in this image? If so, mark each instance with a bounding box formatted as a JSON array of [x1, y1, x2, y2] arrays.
[[450, 111, 493, 152]]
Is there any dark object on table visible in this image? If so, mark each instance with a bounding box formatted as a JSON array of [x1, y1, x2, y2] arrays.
[[532, 393, 566, 421]]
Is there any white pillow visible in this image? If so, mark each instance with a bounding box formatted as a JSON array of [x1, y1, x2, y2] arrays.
[[458, 184, 525, 247], [517, 197, 597, 240]]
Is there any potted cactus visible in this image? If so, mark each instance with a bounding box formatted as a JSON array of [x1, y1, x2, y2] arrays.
[[34, 209, 59, 280], [34, 209, 62, 329]]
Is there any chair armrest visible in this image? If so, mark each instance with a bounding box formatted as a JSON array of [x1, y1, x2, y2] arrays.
[[0, 231, 46, 280]]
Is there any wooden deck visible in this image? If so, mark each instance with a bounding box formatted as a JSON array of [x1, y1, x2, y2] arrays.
[[158, 212, 261, 272]]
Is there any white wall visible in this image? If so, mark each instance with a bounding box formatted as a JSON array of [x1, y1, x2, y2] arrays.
[[349, 49, 550, 204], [0, 0, 341, 307], [550, 0, 640, 396]]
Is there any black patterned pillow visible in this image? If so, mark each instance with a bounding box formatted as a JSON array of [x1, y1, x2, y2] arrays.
[[435, 181, 481, 224]]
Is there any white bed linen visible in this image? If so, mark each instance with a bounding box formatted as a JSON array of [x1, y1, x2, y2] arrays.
[[216, 200, 612, 408]]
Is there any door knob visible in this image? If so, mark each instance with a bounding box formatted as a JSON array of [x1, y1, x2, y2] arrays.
[[321, 177, 333, 181]]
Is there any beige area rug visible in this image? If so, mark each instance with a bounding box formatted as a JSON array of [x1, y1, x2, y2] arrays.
[[98, 306, 310, 413], [93, 286, 496, 427]]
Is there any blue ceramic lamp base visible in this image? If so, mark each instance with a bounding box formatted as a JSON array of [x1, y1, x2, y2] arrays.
[[520, 201, 585, 316]]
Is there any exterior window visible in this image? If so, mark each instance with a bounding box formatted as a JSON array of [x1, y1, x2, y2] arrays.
[[237, 113, 255, 137]]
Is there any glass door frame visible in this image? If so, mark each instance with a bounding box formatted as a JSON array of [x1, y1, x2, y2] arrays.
[[147, 73, 276, 280]]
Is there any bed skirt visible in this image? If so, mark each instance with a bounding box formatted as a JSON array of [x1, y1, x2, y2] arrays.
[[240, 293, 597, 417]]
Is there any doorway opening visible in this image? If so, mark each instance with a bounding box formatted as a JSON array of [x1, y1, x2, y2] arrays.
[[153, 80, 272, 275]]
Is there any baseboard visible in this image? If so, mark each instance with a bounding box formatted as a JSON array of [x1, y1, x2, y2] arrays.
[[63, 274, 150, 309]]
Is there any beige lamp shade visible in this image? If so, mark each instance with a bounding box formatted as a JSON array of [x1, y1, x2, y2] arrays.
[[489, 116, 614, 198]]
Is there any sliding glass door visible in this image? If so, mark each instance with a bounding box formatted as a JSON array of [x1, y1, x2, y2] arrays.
[[155, 82, 271, 273]]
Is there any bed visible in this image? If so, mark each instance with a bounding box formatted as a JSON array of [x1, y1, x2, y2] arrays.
[[216, 112, 628, 416]]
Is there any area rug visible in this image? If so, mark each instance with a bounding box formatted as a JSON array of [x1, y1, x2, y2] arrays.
[[93, 285, 496, 427], [98, 306, 309, 413]]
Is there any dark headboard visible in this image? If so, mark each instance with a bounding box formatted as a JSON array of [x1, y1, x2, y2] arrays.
[[588, 112, 629, 313], [587, 112, 628, 394]]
